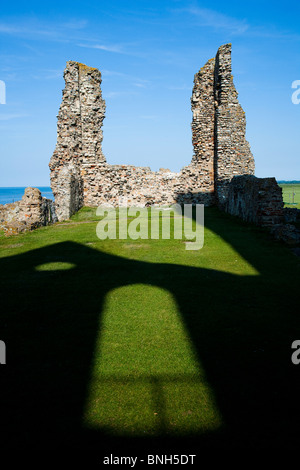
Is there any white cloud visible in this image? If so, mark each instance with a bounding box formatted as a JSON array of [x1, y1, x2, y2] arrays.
[[184, 7, 249, 35], [0, 18, 89, 39], [102, 70, 129, 78], [102, 69, 150, 85], [78, 43, 124, 53], [31, 69, 62, 80], [183, 6, 300, 40], [62, 19, 88, 30], [0, 113, 29, 120], [139, 115, 159, 120], [168, 85, 190, 91], [134, 82, 147, 88], [105, 90, 140, 99], [0, 23, 24, 34], [105, 91, 121, 98]]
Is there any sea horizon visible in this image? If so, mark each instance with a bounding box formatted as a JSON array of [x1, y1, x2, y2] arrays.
[[0, 186, 53, 206], [1, 181, 299, 207]]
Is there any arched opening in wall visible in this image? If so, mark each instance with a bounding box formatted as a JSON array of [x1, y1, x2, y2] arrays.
[[101, 77, 194, 173]]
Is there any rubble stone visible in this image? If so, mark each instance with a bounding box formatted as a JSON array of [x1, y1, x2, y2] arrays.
[[214, 44, 255, 208], [270, 223, 300, 246], [49, 44, 254, 221], [0, 187, 56, 235], [225, 175, 284, 227], [283, 207, 300, 223]]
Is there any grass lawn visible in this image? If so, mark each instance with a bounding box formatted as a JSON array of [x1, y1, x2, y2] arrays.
[[280, 183, 300, 209], [0, 206, 299, 451]]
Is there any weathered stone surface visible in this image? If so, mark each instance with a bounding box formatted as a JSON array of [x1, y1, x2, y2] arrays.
[[191, 56, 215, 194], [49, 61, 106, 220], [0, 45, 288, 241], [225, 175, 299, 246], [49, 44, 254, 221], [283, 207, 300, 223], [81, 163, 214, 207], [270, 223, 300, 246], [225, 175, 284, 227], [0, 202, 20, 225], [214, 44, 255, 208], [0, 187, 56, 235]]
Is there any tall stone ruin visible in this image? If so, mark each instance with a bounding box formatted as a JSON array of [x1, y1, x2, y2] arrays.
[[50, 62, 106, 221], [50, 44, 255, 221], [213, 44, 255, 207], [191, 44, 255, 208]]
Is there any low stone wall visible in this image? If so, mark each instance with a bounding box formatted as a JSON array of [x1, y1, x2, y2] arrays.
[[81, 163, 215, 207], [270, 223, 300, 246], [283, 207, 300, 223], [225, 175, 284, 227], [0, 187, 57, 235]]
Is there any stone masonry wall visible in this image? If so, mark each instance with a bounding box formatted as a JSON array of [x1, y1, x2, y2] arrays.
[[225, 175, 284, 227], [81, 164, 214, 207], [214, 45, 255, 208], [190, 57, 215, 193], [0, 187, 56, 235], [50, 44, 254, 220], [49, 61, 106, 221]]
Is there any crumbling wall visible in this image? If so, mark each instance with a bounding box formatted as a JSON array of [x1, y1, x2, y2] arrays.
[[0, 187, 56, 235], [49, 61, 106, 220], [81, 164, 214, 207], [49, 44, 255, 220], [191, 57, 215, 194], [50, 57, 219, 220], [226, 177, 300, 244], [213, 44, 255, 208], [225, 175, 284, 227], [283, 207, 300, 224]]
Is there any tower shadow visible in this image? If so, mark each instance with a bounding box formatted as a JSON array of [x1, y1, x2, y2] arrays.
[[0, 207, 299, 453]]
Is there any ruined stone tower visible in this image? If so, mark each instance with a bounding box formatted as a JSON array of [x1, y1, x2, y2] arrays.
[[191, 44, 254, 209], [190, 57, 216, 194], [50, 44, 254, 221], [213, 44, 255, 207], [49, 61, 106, 221]]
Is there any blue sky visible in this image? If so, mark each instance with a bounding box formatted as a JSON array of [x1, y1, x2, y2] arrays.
[[0, 0, 299, 186]]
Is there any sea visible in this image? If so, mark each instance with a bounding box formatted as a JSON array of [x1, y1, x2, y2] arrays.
[[0, 187, 54, 206]]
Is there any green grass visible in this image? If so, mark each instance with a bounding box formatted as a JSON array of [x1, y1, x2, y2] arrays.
[[279, 183, 300, 209], [0, 206, 299, 450]]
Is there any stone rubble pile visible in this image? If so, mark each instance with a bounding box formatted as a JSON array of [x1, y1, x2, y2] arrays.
[[0, 187, 56, 235]]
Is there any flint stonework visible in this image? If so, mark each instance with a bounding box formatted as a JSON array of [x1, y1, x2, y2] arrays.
[[49, 44, 284, 233], [0, 187, 56, 235]]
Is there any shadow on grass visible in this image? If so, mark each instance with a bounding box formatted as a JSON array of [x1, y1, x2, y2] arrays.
[[0, 207, 299, 453]]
